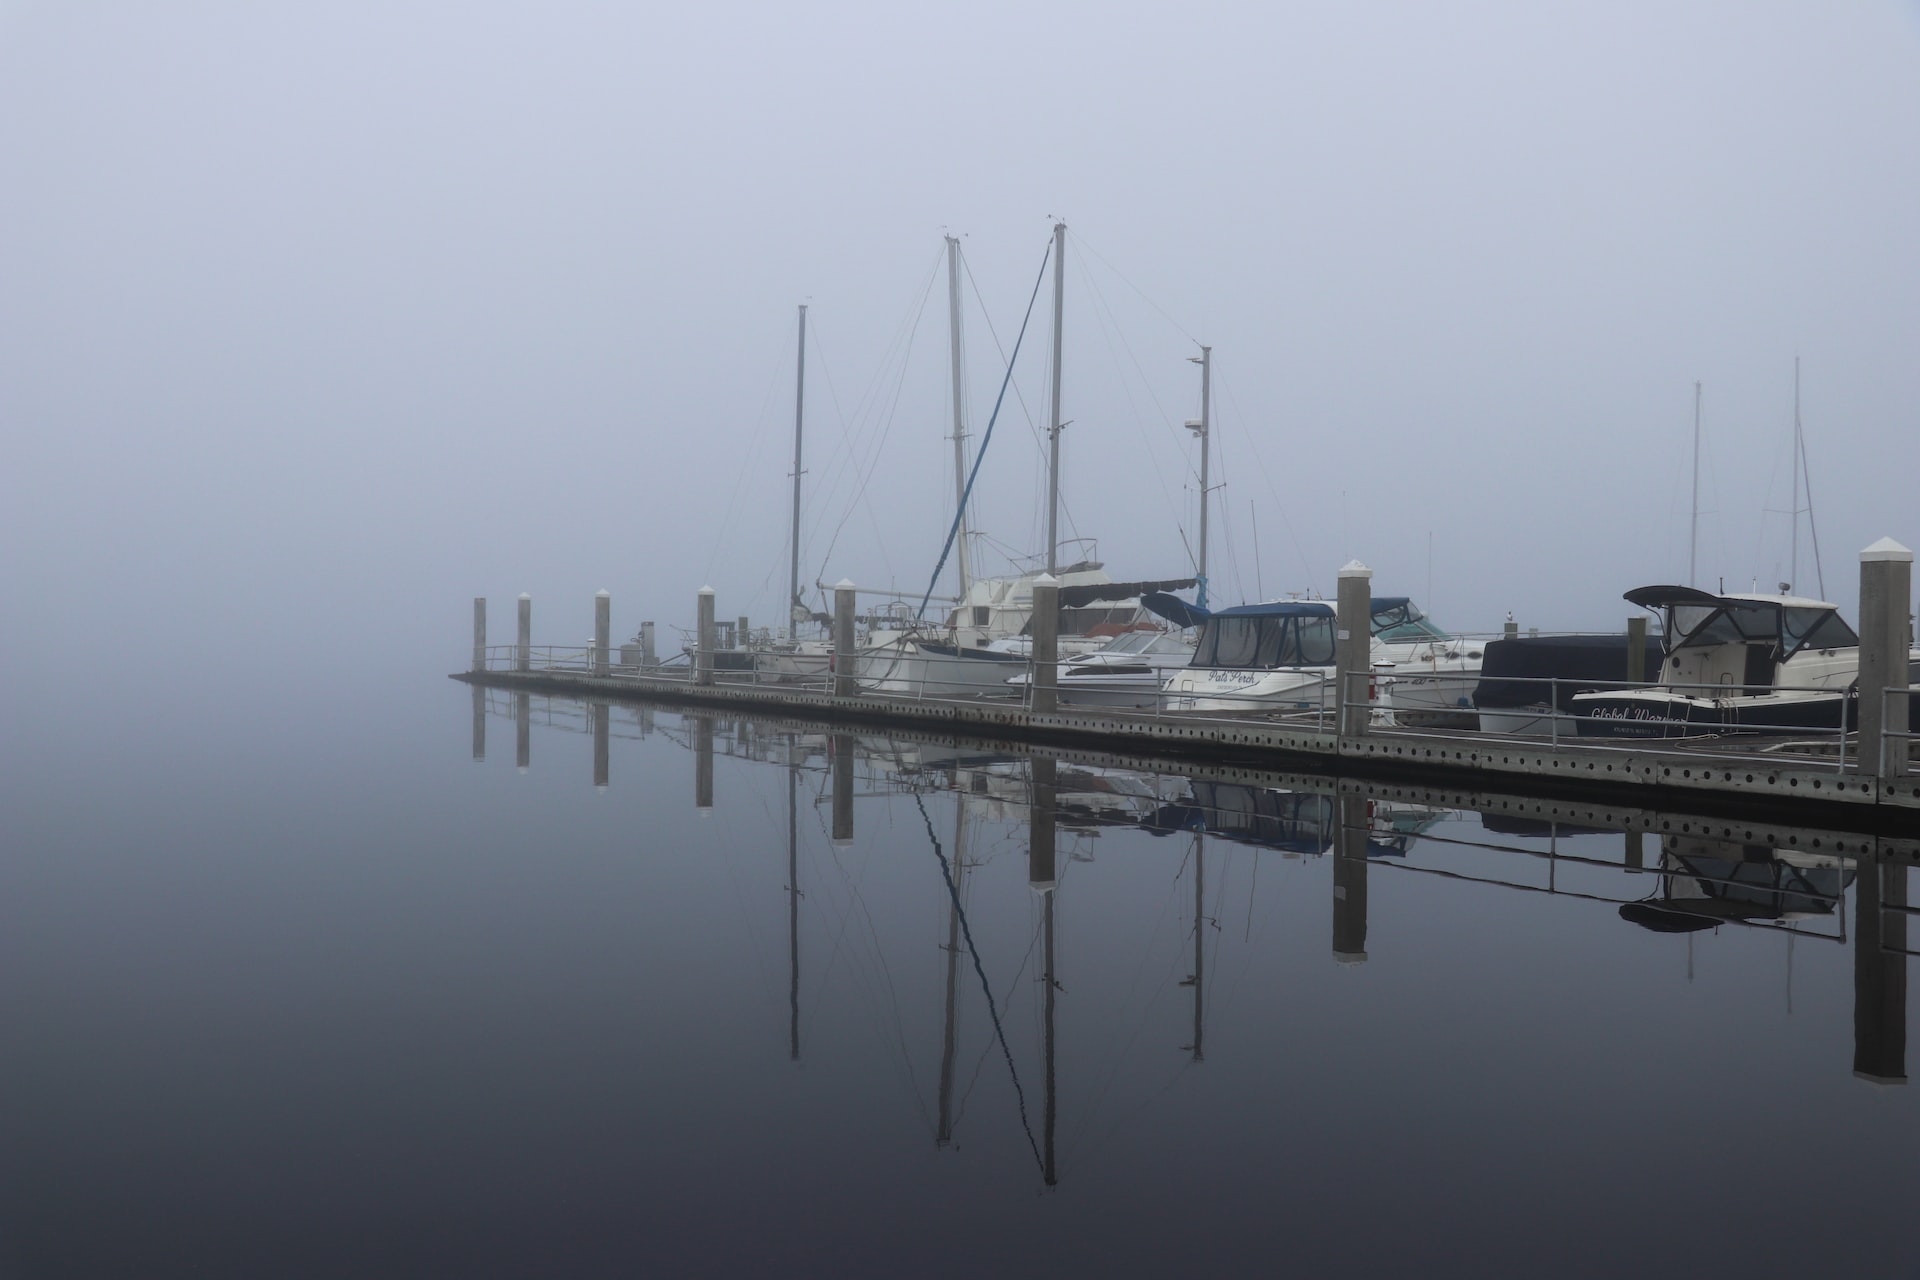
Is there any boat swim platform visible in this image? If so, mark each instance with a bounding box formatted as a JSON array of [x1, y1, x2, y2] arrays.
[[452, 667, 1920, 836]]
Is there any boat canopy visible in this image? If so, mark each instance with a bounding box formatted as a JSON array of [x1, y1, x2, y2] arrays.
[[1621, 585, 1857, 658], [1059, 577, 1196, 608]]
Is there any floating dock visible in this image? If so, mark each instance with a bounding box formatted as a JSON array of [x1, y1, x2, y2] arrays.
[[457, 546, 1916, 834]]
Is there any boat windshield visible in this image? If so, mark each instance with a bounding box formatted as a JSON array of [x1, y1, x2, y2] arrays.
[[1782, 606, 1858, 654], [1372, 601, 1449, 641], [1668, 603, 1780, 649], [1100, 631, 1161, 655], [1194, 615, 1337, 669]]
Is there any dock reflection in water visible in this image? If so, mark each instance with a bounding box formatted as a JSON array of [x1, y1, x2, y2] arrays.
[[469, 691, 1918, 1274]]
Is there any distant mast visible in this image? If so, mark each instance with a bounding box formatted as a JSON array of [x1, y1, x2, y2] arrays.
[[1046, 221, 1066, 576], [1790, 360, 1800, 592], [1690, 381, 1701, 588], [945, 237, 972, 599], [1187, 346, 1212, 610], [789, 304, 807, 637]]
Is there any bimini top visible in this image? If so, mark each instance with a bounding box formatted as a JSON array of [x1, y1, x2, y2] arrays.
[[1621, 584, 1857, 656], [1142, 591, 1353, 629], [1623, 584, 1838, 611]]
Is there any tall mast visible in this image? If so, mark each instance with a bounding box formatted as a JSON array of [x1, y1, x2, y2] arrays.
[[1046, 221, 1066, 576], [1789, 356, 1801, 593], [945, 238, 972, 598], [1187, 347, 1212, 609], [788, 305, 807, 637], [1689, 381, 1701, 588]]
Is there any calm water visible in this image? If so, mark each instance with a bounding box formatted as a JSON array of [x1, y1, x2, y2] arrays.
[[1, 676, 1915, 1278]]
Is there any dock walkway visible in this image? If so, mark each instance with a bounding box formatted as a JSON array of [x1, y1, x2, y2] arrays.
[[453, 665, 1920, 834]]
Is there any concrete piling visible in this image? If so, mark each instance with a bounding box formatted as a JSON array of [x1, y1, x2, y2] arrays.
[[473, 597, 487, 673], [641, 621, 656, 669], [1335, 561, 1373, 737], [1029, 575, 1059, 713], [696, 587, 716, 687], [594, 590, 611, 677], [833, 580, 858, 699], [471, 685, 486, 761], [1856, 538, 1913, 779], [516, 594, 532, 672]]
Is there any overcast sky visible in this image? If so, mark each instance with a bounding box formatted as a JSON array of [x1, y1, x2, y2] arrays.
[[4, 1, 1917, 682]]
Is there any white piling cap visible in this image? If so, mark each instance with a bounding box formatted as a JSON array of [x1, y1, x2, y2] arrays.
[[1033, 573, 1059, 587], [1861, 537, 1914, 563], [519, 592, 531, 601], [834, 578, 856, 590], [1337, 559, 1373, 579], [698, 585, 715, 596], [596, 588, 610, 598]]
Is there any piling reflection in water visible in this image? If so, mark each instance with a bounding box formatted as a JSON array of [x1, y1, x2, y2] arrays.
[[1856, 850, 1908, 1085], [465, 692, 1918, 1194]]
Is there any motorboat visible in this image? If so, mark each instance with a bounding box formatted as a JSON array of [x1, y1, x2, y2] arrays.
[[1569, 584, 1916, 738], [1157, 599, 1341, 716], [1473, 632, 1665, 736], [1003, 627, 1194, 708], [1150, 592, 1465, 720], [1367, 598, 1487, 728]]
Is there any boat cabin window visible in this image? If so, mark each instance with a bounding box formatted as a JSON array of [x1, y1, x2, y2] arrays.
[[1668, 603, 1779, 649], [1371, 601, 1449, 641], [1194, 614, 1336, 669], [1783, 607, 1857, 654]]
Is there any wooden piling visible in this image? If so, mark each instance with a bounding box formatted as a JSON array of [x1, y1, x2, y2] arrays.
[[594, 590, 611, 678], [1856, 539, 1913, 778], [472, 596, 486, 673], [696, 587, 716, 687], [1336, 561, 1372, 737], [516, 594, 532, 672], [833, 580, 857, 699], [1030, 574, 1059, 713]]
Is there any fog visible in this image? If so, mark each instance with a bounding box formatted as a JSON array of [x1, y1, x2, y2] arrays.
[[4, 1, 1917, 696]]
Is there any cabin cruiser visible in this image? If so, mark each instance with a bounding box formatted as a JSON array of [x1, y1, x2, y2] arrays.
[[1570, 585, 1917, 738], [1158, 600, 1341, 716], [856, 562, 1194, 698], [1367, 598, 1487, 728], [1151, 593, 1467, 720], [1002, 628, 1194, 708], [1472, 632, 1666, 736]]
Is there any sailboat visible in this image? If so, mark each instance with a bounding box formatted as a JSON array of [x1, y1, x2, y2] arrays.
[[856, 224, 1193, 698]]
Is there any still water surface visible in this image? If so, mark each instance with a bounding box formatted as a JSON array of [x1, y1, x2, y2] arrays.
[[2, 679, 1915, 1277]]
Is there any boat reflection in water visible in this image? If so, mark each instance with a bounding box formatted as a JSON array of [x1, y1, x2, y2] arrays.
[[471, 693, 1915, 1189]]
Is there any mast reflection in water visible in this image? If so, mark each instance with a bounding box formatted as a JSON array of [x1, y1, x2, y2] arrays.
[[457, 692, 1918, 1275]]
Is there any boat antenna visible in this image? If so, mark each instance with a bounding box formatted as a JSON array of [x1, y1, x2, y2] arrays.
[[1690, 381, 1701, 588], [788, 305, 807, 637], [915, 236, 1054, 620]]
